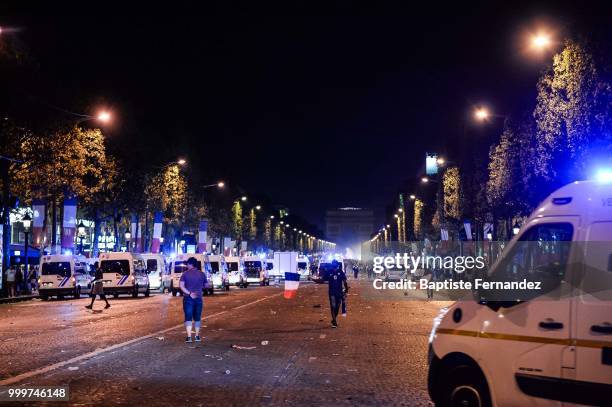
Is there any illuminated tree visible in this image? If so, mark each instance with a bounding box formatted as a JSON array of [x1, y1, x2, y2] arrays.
[[534, 40, 612, 185], [144, 163, 187, 241], [231, 201, 243, 240], [263, 218, 272, 247], [13, 126, 113, 251], [443, 166, 460, 221], [413, 198, 424, 239], [248, 208, 257, 240]]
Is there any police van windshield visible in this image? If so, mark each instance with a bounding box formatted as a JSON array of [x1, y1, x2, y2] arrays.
[[174, 261, 202, 273], [42, 262, 71, 277], [210, 262, 220, 273], [100, 260, 130, 275], [244, 261, 262, 270], [266, 262, 273, 270], [297, 262, 307, 270], [227, 262, 239, 272]]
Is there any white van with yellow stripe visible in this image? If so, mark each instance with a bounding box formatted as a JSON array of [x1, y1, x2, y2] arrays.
[[98, 252, 150, 298], [428, 180, 612, 407], [38, 255, 93, 300]]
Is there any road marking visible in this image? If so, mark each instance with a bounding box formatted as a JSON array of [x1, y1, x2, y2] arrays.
[[0, 292, 282, 386]]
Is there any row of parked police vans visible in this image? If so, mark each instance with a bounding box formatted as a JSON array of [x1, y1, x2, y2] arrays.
[[36, 252, 320, 300]]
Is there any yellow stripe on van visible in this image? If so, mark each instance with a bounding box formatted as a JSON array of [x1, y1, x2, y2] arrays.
[[437, 328, 612, 349]]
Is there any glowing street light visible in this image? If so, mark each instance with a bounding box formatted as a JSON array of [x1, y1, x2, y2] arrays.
[[97, 111, 111, 123], [409, 194, 416, 200], [421, 177, 429, 183], [241, 196, 247, 202], [177, 158, 187, 166], [474, 107, 489, 121], [217, 181, 225, 188], [531, 33, 551, 50], [436, 157, 445, 165], [255, 205, 261, 210]]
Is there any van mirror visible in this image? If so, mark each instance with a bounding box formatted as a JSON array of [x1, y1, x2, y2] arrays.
[[475, 285, 522, 311]]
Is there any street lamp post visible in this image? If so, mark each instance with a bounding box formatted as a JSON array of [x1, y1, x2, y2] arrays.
[[125, 231, 131, 252], [22, 213, 32, 294]]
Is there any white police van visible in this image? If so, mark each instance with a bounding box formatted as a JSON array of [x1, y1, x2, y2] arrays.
[[209, 255, 230, 291], [140, 253, 166, 291], [428, 181, 612, 406], [98, 252, 150, 298], [243, 255, 270, 286], [38, 255, 93, 300], [226, 256, 248, 288], [169, 253, 213, 296], [296, 254, 310, 280]]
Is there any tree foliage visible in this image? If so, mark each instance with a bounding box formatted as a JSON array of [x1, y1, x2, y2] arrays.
[[534, 40, 612, 184], [443, 166, 460, 221]]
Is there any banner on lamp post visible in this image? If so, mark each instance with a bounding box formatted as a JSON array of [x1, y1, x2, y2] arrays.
[[61, 195, 77, 253], [32, 199, 46, 248], [463, 221, 473, 241], [130, 214, 138, 252], [198, 220, 208, 253], [150, 212, 163, 253]]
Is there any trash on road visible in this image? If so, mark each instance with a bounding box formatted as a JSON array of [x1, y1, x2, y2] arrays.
[[232, 344, 257, 350], [270, 310, 277, 315], [319, 334, 326, 339], [68, 366, 79, 371], [261, 340, 269, 346], [156, 336, 165, 341], [225, 370, 231, 375], [309, 357, 317, 362], [313, 304, 321, 308]]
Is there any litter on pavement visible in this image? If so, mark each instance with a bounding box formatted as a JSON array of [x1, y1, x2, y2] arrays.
[[231, 344, 257, 350]]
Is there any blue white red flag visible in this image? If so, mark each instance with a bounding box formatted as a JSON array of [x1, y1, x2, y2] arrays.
[[284, 272, 300, 299]]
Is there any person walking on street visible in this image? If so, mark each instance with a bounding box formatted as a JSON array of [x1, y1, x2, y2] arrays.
[[325, 260, 349, 328], [6, 266, 16, 297], [15, 267, 23, 296], [180, 257, 206, 343], [85, 262, 110, 310], [352, 264, 359, 280]]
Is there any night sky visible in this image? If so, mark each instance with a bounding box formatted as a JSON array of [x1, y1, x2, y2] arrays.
[[3, 3, 611, 229]]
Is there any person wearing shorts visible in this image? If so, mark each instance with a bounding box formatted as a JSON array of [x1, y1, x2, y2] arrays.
[[179, 257, 207, 343]]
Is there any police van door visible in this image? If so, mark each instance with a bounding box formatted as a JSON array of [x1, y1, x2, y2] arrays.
[[569, 221, 612, 406], [484, 218, 577, 404]]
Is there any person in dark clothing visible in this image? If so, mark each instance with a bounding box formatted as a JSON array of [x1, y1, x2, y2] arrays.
[[85, 262, 110, 310], [325, 261, 349, 328], [352, 264, 359, 279], [180, 257, 207, 343]]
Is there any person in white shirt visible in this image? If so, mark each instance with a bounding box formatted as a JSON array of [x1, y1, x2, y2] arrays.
[[6, 267, 16, 297]]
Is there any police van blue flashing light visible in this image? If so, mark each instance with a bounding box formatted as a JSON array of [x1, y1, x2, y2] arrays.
[[595, 168, 612, 183]]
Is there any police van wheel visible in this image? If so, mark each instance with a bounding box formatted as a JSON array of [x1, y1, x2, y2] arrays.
[[58, 295, 64, 300], [132, 285, 139, 298], [40, 295, 49, 301], [74, 287, 81, 299], [144, 286, 150, 297], [113, 293, 119, 299], [442, 364, 491, 407]]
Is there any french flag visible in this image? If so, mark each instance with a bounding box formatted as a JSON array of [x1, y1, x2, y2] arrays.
[[284, 272, 300, 299]]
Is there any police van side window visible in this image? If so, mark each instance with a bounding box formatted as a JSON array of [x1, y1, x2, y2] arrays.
[[493, 222, 573, 299], [146, 259, 157, 272]]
